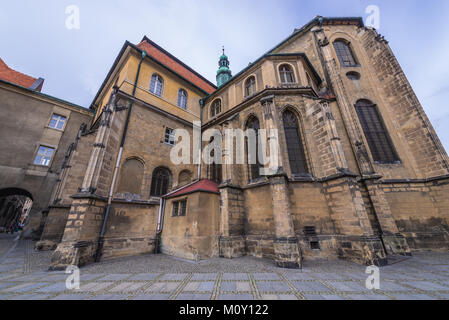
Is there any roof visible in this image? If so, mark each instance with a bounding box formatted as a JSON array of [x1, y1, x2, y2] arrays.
[[204, 16, 364, 100], [137, 36, 217, 94], [164, 179, 219, 199], [0, 58, 44, 92], [0, 78, 92, 114]]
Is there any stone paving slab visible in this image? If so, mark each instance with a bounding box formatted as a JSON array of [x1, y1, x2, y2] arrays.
[[1, 239, 449, 300]]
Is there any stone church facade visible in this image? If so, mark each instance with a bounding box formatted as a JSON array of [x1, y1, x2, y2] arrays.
[[39, 16, 449, 270]]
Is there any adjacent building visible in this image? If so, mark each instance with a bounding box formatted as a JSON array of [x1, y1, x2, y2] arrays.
[[0, 58, 93, 238]]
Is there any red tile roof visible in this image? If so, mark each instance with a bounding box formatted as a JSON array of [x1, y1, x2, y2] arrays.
[[0, 58, 43, 91], [164, 179, 219, 199], [137, 37, 216, 94]]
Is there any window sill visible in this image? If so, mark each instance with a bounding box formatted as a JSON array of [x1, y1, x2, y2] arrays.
[[374, 161, 402, 166], [45, 125, 65, 132]]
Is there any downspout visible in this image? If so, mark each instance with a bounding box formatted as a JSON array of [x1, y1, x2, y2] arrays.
[[154, 98, 204, 254], [198, 98, 204, 180], [94, 50, 147, 262]]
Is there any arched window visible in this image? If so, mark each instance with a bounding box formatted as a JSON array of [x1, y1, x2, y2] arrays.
[[279, 64, 295, 83], [150, 74, 164, 97], [333, 40, 358, 68], [282, 110, 309, 175], [245, 116, 262, 181], [117, 158, 144, 195], [210, 99, 221, 118], [207, 137, 222, 184], [150, 167, 171, 196], [178, 89, 188, 110], [355, 100, 399, 163], [178, 170, 192, 186], [245, 76, 256, 97]]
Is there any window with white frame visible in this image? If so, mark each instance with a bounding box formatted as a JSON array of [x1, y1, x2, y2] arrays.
[[33, 146, 55, 166], [178, 89, 188, 110], [49, 114, 67, 130], [164, 127, 175, 146], [150, 74, 164, 97]]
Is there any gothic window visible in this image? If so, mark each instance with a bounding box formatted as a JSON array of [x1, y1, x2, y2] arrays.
[[245, 116, 262, 181], [279, 64, 295, 83], [150, 167, 171, 197], [208, 137, 222, 184], [210, 99, 221, 118], [178, 89, 188, 110], [117, 158, 144, 195], [333, 40, 358, 68], [355, 100, 399, 163], [150, 74, 164, 97], [245, 76, 256, 97], [283, 110, 309, 175]]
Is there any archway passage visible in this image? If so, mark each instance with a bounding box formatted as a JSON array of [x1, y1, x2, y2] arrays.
[[0, 188, 33, 234]]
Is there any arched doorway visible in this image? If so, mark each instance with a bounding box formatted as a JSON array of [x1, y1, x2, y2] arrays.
[[0, 188, 33, 233]]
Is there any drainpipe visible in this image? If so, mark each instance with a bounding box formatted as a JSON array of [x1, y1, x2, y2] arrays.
[[94, 50, 147, 262], [198, 98, 204, 180]]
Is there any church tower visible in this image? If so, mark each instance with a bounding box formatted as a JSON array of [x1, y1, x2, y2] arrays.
[[216, 47, 232, 87]]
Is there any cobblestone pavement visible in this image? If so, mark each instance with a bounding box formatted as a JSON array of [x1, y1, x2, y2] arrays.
[[1, 235, 449, 300]]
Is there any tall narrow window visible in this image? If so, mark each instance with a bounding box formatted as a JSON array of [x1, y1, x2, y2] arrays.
[[245, 76, 256, 97], [333, 40, 358, 68], [150, 167, 171, 196], [355, 100, 399, 163], [245, 116, 262, 181], [210, 99, 221, 118], [150, 74, 164, 97], [283, 110, 309, 175], [279, 64, 295, 83], [34, 146, 55, 166], [178, 89, 187, 109]]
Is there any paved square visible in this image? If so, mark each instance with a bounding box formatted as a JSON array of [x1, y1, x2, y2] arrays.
[[1, 237, 449, 300]]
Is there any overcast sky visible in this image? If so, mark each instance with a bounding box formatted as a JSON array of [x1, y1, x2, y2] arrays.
[[1, 0, 448, 151]]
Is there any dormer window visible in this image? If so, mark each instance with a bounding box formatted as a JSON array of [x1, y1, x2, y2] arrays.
[[210, 99, 221, 118], [279, 64, 295, 83]]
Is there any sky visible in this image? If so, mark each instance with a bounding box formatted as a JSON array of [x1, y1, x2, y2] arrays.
[[1, 0, 448, 151]]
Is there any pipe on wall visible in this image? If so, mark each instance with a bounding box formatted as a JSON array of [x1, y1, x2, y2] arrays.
[[94, 50, 147, 262]]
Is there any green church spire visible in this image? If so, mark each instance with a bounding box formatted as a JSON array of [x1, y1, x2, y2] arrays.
[[216, 46, 232, 87]]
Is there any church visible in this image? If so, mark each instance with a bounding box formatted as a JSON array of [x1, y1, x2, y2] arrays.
[[37, 16, 449, 270]]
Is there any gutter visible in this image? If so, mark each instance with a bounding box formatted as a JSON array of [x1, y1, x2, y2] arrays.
[[94, 50, 147, 262]]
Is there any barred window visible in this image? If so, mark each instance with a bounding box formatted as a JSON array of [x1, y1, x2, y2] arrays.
[[150, 167, 171, 196], [333, 40, 358, 68], [279, 64, 295, 83], [283, 110, 308, 175], [355, 100, 399, 163], [178, 89, 188, 110], [150, 74, 164, 97], [245, 76, 256, 97]]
